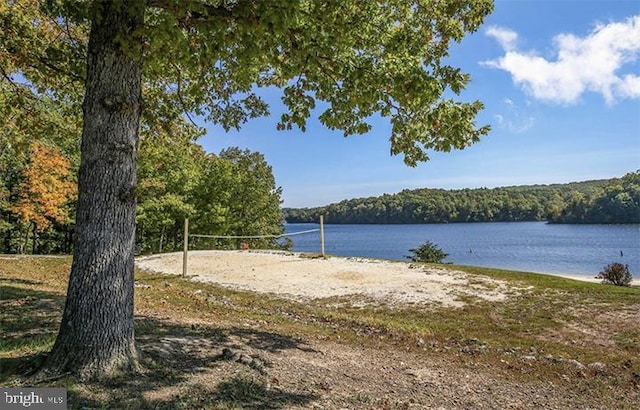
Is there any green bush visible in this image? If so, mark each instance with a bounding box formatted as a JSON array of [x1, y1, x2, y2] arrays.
[[406, 241, 449, 263], [596, 262, 633, 287]]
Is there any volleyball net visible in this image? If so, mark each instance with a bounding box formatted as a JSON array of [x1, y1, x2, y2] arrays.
[[181, 217, 326, 276], [188, 228, 320, 240]]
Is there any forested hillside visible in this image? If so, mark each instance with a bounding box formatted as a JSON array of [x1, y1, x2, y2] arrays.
[[284, 172, 640, 224]]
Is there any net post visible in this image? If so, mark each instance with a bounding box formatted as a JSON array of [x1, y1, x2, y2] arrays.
[[320, 215, 325, 257], [183, 218, 189, 277]]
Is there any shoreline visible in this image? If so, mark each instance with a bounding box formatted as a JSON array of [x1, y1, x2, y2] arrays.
[[556, 273, 640, 286], [139, 249, 640, 287], [136, 250, 516, 307]]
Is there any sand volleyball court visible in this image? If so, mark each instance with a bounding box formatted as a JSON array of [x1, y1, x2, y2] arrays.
[[136, 250, 517, 307]]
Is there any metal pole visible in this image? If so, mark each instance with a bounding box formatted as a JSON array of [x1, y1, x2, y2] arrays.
[[320, 215, 325, 257], [182, 218, 189, 277]]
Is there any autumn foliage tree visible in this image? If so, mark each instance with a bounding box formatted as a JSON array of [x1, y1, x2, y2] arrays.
[[11, 141, 76, 253], [1, 0, 83, 253]]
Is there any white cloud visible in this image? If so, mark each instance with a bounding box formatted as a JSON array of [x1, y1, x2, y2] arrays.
[[494, 99, 535, 133], [495, 113, 535, 134], [482, 16, 640, 104], [618, 74, 640, 98], [486, 26, 519, 51]]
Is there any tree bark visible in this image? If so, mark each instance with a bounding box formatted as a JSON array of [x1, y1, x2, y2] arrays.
[[158, 224, 165, 253], [39, 1, 144, 380], [32, 223, 38, 254], [20, 225, 28, 254]]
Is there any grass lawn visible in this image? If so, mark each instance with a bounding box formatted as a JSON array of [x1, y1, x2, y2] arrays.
[[1, 255, 639, 409]]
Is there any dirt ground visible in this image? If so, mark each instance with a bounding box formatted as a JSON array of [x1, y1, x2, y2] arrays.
[[132, 328, 602, 409]]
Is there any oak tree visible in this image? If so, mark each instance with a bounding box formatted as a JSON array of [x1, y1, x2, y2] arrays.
[[2, 0, 493, 378]]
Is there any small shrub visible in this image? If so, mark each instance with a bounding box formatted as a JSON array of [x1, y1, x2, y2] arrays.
[[406, 241, 449, 263], [597, 262, 633, 287]]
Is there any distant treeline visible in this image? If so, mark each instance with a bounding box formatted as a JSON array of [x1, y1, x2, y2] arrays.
[[284, 172, 640, 225]]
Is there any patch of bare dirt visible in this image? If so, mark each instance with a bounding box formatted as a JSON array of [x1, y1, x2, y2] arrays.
[[542, 304, 640, 350], [128, 324, 626, 409]]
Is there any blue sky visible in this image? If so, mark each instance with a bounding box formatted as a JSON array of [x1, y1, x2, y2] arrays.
[[200, 0, 640, 208]]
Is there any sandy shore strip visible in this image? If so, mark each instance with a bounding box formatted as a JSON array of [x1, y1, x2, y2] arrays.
[[557, 274, 640, 286], [136, 250, 526, 307]]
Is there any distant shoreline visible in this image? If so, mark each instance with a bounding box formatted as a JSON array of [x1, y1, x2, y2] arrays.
[[285, 220, 640, 225]]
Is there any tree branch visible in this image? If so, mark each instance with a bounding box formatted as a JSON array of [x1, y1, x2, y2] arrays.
[[171, 63, 199, 128], [36, 57, 86, 84], [146, 0, 236, 26]]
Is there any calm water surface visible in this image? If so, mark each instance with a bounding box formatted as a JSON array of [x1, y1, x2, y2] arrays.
[[284, 222, 640, 278]]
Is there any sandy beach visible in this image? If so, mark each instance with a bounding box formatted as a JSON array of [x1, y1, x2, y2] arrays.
[[136, 250, 531, 307]]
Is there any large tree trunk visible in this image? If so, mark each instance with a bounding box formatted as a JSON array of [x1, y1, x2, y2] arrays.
[[39, 1, 144, 380]]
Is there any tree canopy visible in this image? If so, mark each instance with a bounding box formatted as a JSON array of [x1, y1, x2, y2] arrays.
[[1, 134, 286, 255], [550, 172, 640, 224], [3, 0, 493, 165]]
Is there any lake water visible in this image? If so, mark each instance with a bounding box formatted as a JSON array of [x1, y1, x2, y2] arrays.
[[284, 222, 640, 278]]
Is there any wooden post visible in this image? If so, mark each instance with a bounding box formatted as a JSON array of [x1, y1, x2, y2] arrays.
[[182, 218, 189, 277], [320, 215, 325, 257]]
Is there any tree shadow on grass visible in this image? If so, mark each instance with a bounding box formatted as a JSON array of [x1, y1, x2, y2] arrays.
[[0, 285, 64, 328], [229, 327, 319, 354], [97, 372, 318, 409], [189, 374, 316, 409], [1, 280, 319, 408], [0, 285, 65, 381], [68, 316, 319, 408], [0, 277, 45, 286]]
